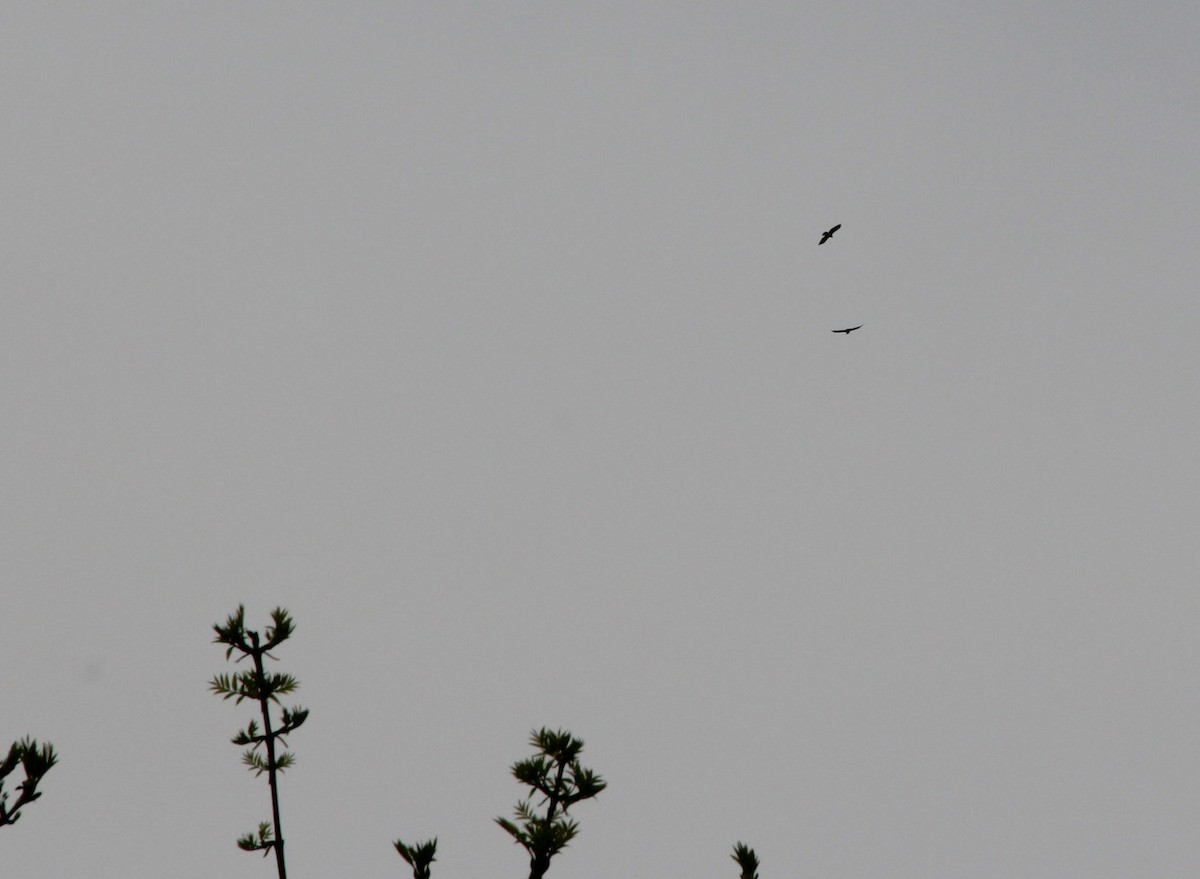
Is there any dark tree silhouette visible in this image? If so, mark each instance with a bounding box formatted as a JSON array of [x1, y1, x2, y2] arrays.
[[394, 838, 438, 879], [731, 842, 760, 879], [210, 606, 309, 879], [496, 728, 607, 879], [0, 737, 57, 828]]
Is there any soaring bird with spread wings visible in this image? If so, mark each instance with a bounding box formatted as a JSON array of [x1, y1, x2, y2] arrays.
[[818, 223, 842, 245], [832, 325, 862, 334]]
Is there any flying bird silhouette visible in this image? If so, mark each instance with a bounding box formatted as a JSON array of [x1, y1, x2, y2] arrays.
[[832, 325, 862, 334], [818, 223, 842, 245]]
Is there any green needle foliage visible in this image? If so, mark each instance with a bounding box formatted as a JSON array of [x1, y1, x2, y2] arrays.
[[496, 727, 606, 879], [394, 837, 438, 879], [210, 605, 308, 879], [0, 737, 57, 829], [731, 842, 760, 879]]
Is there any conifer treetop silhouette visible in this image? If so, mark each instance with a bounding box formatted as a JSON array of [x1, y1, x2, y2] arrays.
[[496, 728, 606, 879], [210, 605, 309, 879], [818, 223, 841, 244], [0, 738, 57, 829]]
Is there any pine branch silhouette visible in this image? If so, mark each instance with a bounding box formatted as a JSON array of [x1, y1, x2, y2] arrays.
[[496, 727, 606, 879], [0, 737, 57, 828], [394, 837, 438, 879], [210, 605, 308, 879], [731, 842, 760, 879]]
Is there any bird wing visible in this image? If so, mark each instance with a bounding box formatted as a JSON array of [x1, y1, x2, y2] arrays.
[[832, 325, 863, 333], [829, 224, 841, 234]]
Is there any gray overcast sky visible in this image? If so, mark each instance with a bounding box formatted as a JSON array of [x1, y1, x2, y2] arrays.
[[3, 3, 1198, 877]]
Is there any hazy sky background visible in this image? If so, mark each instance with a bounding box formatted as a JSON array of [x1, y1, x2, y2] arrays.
[[4, 3, 1198, 877]]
